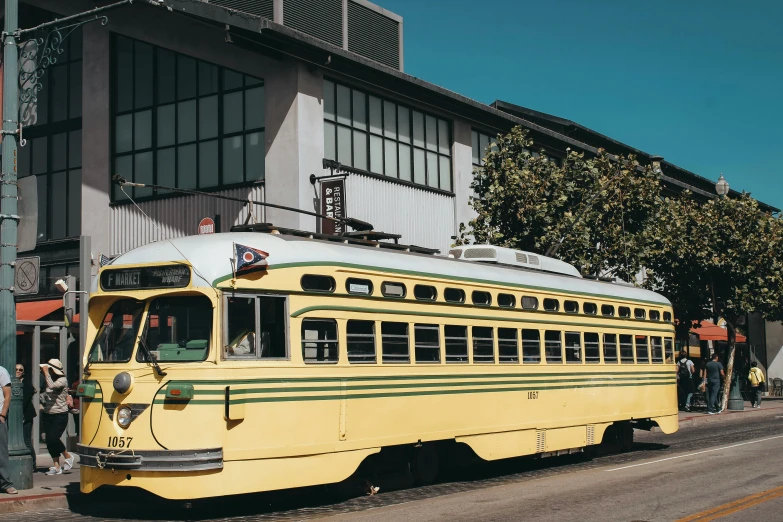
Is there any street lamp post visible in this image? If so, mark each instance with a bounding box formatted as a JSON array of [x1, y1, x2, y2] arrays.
[[714, 174, 744, 411]]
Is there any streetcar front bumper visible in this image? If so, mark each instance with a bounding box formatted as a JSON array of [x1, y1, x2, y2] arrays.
[[77, 444, 223, 472]]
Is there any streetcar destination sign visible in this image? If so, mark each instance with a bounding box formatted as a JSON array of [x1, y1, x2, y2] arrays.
[[101, 265, 191, 290]]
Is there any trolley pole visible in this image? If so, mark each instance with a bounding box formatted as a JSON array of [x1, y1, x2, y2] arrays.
[[1, 0, 33, 489]]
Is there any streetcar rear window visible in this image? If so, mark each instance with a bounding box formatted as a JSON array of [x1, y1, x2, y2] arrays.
[[302, 319, 338, 363], [88, 299, 145, 363], [138, 296, 213, 362]]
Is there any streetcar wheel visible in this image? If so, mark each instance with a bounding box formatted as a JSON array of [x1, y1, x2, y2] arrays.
[[412, 444, 439, 486]]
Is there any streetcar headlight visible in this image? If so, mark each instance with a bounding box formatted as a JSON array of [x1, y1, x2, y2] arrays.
[[117, 406, 132, 428]]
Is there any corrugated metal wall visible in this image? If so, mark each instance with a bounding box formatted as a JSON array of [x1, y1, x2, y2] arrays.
[[109, 185, 265, 256], [283, 0, 343, 47], [345, 174, 455, 254], [207, 0, 274, 18], [348, 0, 400, 70]]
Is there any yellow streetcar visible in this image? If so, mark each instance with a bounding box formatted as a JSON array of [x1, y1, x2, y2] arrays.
[[77, 225, 677, 500]]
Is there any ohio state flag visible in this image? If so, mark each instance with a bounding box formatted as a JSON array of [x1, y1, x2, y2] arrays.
[[234, 243, 269, 272]]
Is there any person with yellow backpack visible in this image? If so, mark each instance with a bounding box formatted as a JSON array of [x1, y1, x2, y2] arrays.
[[748, 361, 765, 409]]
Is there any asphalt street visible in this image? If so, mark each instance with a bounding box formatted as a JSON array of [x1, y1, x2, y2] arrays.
[[1, 416, 781, 521]]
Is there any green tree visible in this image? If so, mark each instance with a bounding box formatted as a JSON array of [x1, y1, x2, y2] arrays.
[[460, 126, 660, 281], [644, 193, 783, 409]]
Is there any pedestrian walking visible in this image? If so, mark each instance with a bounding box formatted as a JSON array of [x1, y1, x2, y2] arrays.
[[0, 365, 17, 494], [40, 360, 75, 475], [704, 353, 725, 414], [15, 364, 36, 473], [748, 362, 765, 408], [677, 351, 696, 411]]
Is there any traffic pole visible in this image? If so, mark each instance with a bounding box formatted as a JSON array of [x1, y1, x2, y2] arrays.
[[1, 0, 33, 489]]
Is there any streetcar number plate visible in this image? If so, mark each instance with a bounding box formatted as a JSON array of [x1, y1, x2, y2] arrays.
[[527, 391, 539, 399], [107, 436, 133, 448]]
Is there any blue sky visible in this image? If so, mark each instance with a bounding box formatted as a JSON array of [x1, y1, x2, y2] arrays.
[[380, 0, 783, 210]]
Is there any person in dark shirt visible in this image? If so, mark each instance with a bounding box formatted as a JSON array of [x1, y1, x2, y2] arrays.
[[15, 365, 36, 473], [704, 353, 725, 414]]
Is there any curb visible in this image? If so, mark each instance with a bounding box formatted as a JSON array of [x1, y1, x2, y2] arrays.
[[0, 493, 69, 515], [655, 404, 783, 431]]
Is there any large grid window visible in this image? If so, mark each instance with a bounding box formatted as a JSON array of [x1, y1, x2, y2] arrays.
[[112, 35, 265, 201], [17, 25, 82, 243], [324, 79, 452, 191], [471, 130, 498, 167]]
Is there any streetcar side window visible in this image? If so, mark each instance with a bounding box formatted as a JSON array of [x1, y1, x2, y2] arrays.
[[382, 282, 406, 298], [651, 336, 663, 363], [601, 304, 615, 317], [619, 306, 631, 318], [634, 308, 646, 320], [444, 325, 468, 363], [472, 291, 492, 306], [522, 329, 541, 363], [584, 302, 598, 315], [565, 332, 582, 363], [414, 324, 440, 363], [603, 334, 618, 363], [347, 320, 376, 363], [619, 334, 634, 363], [346, 278, 373, 295], [544, 298, 559, 312], [225, 295, 288, 359], [444, 288, 466, 303], [472, 326, 494, 363], [497, 293, 516, 308], [635, 335, 649, 363], [414, 285, 438, 301], [650, 310, 661, 321], [381, 322, 410, 363], [584, 332, 600, 363], [564, 300, 579, 314], [663, 311, 672, 322], [664, 338, 674, 363], [498, 328, 519, 363], [302, 318, 338, 363], [522, 296, 539, 310], [301, 275, 336, 293], [544, 331, 563, 363]]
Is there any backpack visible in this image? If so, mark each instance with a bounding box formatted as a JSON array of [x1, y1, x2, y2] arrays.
[[678, 360, 691, 380]]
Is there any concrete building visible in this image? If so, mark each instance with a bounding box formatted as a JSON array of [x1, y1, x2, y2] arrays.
[[5, 0, 783, 449]]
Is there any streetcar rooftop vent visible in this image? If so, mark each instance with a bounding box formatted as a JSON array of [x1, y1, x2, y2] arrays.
[[457, 245, 581, 278]]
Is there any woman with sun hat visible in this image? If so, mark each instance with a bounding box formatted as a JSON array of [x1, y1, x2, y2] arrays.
[[40, 360, 75, 475]]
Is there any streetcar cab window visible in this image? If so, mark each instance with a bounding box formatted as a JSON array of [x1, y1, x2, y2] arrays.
[[88, 299, 145, 363], [414, 324, 440, 363], [603, 334, 618, 363], [346, 278, 373, 295], [444, 288, 465, 303], [545, 331, 563, 363], [301, 275, 335, 292], [498, 328, 519, 363], [565, 332, 582, 363], [651, 336, 663, 363], [414, 285, 437, 301], [544, 299, 559, 312], [225, 295, 287, 359], [522, 329, 541, 363], [302, 319, 338, 363], [664, 338, 674, 363], [472, 326, 494, 363], [564, 301, 579, 314], [444, 325, 468, 363], [381, 322, 409, 363], [635, 335, 649, 363], [522, 296, 539, 310], [497, 293, 516, 308], [382, 282, 406, 298], [601, 304, 615, 317], [347, 320, 376, 363], [584, 302, 597, 315], [584, 332, 600, 363], [619, 334, 634, 363], [139, 296, 213, 362]]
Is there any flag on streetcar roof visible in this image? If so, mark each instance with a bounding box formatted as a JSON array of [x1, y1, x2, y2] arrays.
[[234, 243, 269, 272]]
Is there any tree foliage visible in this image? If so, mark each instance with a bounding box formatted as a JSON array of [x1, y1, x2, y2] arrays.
[[460, 126, 660, 281]]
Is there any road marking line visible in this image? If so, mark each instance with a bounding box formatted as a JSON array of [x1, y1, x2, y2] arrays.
[[604, 434, 783, 472], [677, 484, 783, 521]]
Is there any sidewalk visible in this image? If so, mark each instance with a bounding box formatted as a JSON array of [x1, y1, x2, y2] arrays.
[[675, 396, 783, 429], [0, 456, 79, 514]]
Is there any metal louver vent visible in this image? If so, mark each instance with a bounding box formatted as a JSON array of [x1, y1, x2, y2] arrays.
[[586, 425, 595, 445], [348, 0, 400, 69], [536, 430, 546, 453], [283, 0, 343, 47], [515, 252, 528, 263], [208, 0, 273, 18], [528, 255, 540, 265], [464, 248, 497, 259], [448, 249, 463, 259]]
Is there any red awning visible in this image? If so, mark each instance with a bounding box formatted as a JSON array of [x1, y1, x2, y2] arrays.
[[691, 320, 747, 342], [16, 299, 62, 321]]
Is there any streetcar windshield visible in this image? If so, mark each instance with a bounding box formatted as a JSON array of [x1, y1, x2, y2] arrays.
[[136, 296, 213, 362], [87, 299, 145, 363]]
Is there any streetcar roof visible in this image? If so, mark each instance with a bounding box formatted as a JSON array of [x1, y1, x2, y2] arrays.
[[102, 232, 671, 306]]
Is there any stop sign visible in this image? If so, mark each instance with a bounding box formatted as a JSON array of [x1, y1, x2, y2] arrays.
[[198, 217, 215, 234]]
